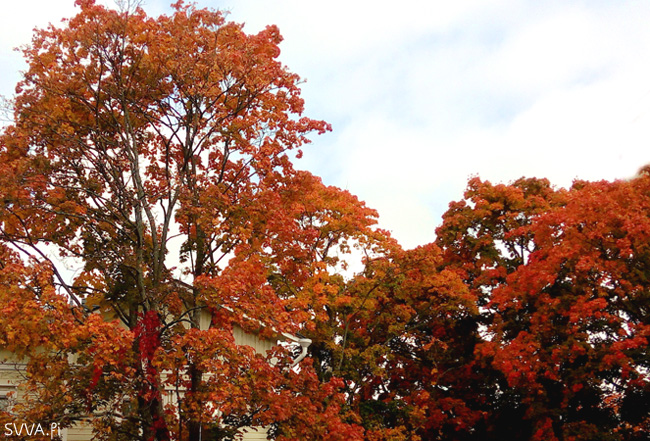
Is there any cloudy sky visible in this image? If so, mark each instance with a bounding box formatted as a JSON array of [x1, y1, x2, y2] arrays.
[[3, 0, 650, 249]]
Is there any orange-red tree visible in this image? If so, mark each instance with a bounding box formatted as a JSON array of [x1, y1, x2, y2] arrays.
[[298, 239, 484, 441], [0, 1, 376, 440], [436, 175, 650, 440]]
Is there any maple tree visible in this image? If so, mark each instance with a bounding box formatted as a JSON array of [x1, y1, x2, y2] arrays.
[[435, 174, 650, 440], [0, 1, 379, 440], [301, 240, 485, 441]]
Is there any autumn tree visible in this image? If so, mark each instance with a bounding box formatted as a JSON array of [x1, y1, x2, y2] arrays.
[[436, 175, 650, 440], [284, 217, 492, 441], [0, 1, 378, 439]]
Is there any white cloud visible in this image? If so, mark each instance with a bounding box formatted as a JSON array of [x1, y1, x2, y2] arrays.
[[0, 2, 75, 48]]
